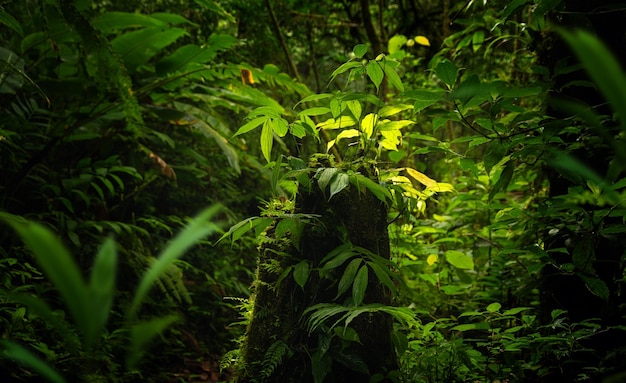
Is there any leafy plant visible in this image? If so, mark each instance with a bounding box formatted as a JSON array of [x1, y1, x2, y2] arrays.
[[0, 206, 222, 381]]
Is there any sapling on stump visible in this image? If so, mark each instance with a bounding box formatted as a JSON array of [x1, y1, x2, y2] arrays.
[[237, 158, 397, 382]]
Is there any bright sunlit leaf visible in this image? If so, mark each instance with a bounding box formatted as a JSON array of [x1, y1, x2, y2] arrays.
[[414, 36, 430, 46]]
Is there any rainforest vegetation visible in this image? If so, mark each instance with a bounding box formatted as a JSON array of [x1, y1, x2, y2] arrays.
[[1, 0, 626, 382]]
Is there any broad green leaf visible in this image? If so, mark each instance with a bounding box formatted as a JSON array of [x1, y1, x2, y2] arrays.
[[383, 64, 404, 92], [445, 250, 474, 270], [0, 8, 23, 36], [378, 120, 414, 131], [484, 140, 507, 174], [572, 238, 594, 273], [317, 116, 357, 130], [128, 206, 221, 319], [335, 128, 360, 142], [350, 174, 392, 203], [579, 274, 609, 301], [87, 237, 117, 348], [472, 30, 484, 52], [110, 27, 187, 73], [127, 315, 180, 368], [233, 117, 267, 137], [329, 172, 350, 200], [337, 258, 362, 299], [502, 307, 532, 316], [260, 119, 273, 163], [361, 113, 377, 139], [405, 167, 436, 187], [318, 167, 339, 191], [0, 341, 67, 383], [413, 99, 438, 112], [329, 98, 342, 118], [435, 59, 458, 88], [329, 61, 362, 83], [150, 12, 195, 26], [273, 118, 289, 137], [93, 12, 166, 34], [295, 93, 333, 107], [156, 35, 236, 75], [502, 0, 530, 19], [352, 266, 368, 306], [321, 245, 357, 272], [402, 89, 446, 101], [346, 100, 362, 120], [293, 261, 310, 289], [2, 218, 90, 340], [367, 261, 397, 296], [489, 160, 514, 200], [299, 107, 331, 116], [559, 28, 626, 130], [366, 61, 384, 90], [486, 302, 501, 313], [353, 44, 368, 58], [388, 35, 407, 54], [379, 104, 412, 118]]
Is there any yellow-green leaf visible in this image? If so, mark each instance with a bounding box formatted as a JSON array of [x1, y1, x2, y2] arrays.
[[317, 116, 357, 130], [426, 254, 438, 265], [261, 119, 273, 163], [361, 113, 378, 139], [414, 36, 430, 46], [405, 167, 437, 187]]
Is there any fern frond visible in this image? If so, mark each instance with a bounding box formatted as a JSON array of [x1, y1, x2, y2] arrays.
[[260, 340, 289, 379]]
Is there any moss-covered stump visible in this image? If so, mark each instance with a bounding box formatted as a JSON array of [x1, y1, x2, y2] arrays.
[[236, 160, 397, 383]]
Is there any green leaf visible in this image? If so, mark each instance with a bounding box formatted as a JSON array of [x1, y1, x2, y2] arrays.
[[317, 167, 339, 191], [350, 174, 392, 203], [156, 36, 236, 75], [445, 250, 474, 270], [233, 116, 268, 137], [260, 119, 274, 163], [86, 237, 117, 348], [366, 61, 384, 90], [329, 61, 362, 84], [321, 244, 357, 272], [127, 315, 180, 368], [435, 59, 458, 88], [353, 44, 368, 58], [293, 261, 310, 289], [489, 160, 514, 200], [299, 107, 331, 116], [2, 218, 90, 341], [572, 238, 594, 273], [111, 27, 187, 73], [0, 341, 67, 383], [484, 140, 507, 174], [0, 8, 23, 36], [337, 258, 362, 299], [346, 100, 362, 120], [502, 307, 532, 316], [93, 12, 166, 33], [352, 266, 368, 306], [559, 28, 626, 128], [486, 302, 501, 313], [367, 260, 397, 296], [128, 206, 221, 319], [579, 274, 609, 301], [383, 64, 404, 92], [329, 172, 350, 200]]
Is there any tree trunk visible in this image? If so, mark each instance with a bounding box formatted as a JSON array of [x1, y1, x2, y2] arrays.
[[236, 158, 397, 382]]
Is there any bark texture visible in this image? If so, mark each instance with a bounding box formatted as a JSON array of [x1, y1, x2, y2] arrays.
[[237, 159, 396, 382]]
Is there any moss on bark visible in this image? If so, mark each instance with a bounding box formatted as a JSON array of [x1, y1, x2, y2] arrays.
[[236, 159, 397, 383]]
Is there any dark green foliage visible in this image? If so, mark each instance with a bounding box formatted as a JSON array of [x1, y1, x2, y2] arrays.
[[2, 0, 626, 382]]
